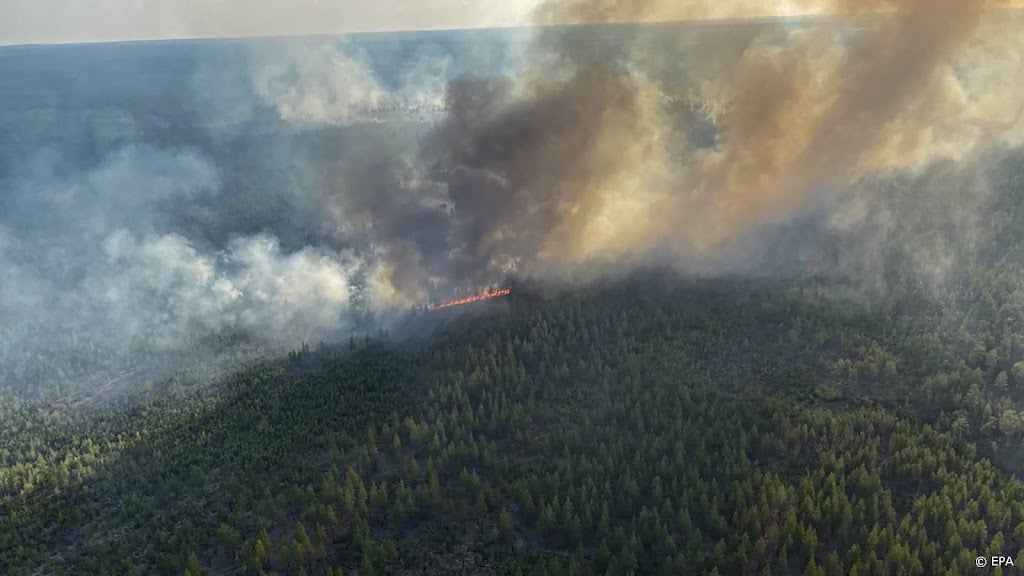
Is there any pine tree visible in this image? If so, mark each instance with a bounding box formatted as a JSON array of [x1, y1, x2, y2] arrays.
[[184, 551, 201, 576], [498, 508, 514, 544]]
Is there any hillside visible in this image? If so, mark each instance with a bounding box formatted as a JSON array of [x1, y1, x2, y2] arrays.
[[5, 268, 1024, 575]]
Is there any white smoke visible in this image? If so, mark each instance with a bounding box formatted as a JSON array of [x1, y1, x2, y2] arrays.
[[248, 39, 459, 126], [85, 231, 360, 348], [0, 142, 383, 380], [251, 40, 391, 126]]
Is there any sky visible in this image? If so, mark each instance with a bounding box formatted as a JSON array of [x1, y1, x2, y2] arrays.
[[8, 0, 1023, 47], [0, 0, 542, 46]]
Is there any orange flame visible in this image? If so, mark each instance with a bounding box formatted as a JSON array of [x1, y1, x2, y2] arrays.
[[428, 287, 511, 310]]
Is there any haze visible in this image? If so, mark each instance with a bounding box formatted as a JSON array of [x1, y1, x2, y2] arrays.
[[9, 0, 1024, 46]]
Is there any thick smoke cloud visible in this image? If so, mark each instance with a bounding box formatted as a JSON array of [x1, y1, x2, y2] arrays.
[[0, 147, 366, 354], [444, 0, 1023, 270], [346, 0, 1022, 294], [88, 231, 361, 347], [1, 4, 1022, 395], [670, 0, 993, 255], [337, 0, 1021, 292], [0, 31, 524, 393]]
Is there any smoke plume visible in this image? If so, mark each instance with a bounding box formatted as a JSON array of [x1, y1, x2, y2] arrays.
[[290, 0, 1023, 305], [1, 2, 1022, 395], [432, 0, 1022, 271]]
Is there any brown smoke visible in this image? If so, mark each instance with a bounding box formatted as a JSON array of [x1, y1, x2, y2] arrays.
[[424, 65, 672, 279], [670, 0, 996, 256], [361, 0, 1022, 300], [537, 0, 1021, 25], [512, 0, 1015, 264]]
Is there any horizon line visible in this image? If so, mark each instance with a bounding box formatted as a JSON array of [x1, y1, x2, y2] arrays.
[[0, 10, 933, 50], [3, 5, 1019, 50]]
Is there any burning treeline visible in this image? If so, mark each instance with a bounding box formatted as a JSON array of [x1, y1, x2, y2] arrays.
[[427, 287, 512, 311], [366, 0, 1023, 305]]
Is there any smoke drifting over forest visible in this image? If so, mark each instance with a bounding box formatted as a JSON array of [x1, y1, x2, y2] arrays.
[[519, 0, 1024, 266], [1, 1, 1023, 390]]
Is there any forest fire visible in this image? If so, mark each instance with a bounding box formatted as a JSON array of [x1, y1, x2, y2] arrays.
[[427, 287, 512, 310]]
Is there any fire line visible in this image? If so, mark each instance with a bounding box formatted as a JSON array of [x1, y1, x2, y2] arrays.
[[428, 287, 511, 310]]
